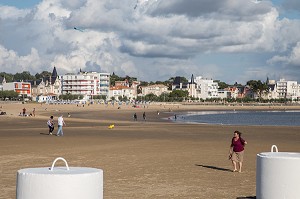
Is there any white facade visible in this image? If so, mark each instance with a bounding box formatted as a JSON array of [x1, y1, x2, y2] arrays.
[[194, 76, 219, 99], [218, 90, 231, 99], [276, 79, 298, 100], [61, 72, 110, 100], [109, 87, 135, 100]]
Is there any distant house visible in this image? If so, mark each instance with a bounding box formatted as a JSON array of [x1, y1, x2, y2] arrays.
[[0, 76, 6, 91], [141, 84, 169, 96], [109, 79, 140, 100], [264, 79, 277, 99], [109, 86, 135, 101], [30, 67, 61, 102], [3, 81, 32, 97], [172, 76, 188, 90]]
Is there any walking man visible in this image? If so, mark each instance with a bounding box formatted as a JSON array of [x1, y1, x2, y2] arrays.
[[56, 115, 66, 136], [133, 113, 137, 121]]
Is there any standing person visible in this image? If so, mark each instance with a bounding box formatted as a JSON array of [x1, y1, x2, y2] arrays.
[[32, 108, 36, 117], [174, 114, 177, 120], [47, 116, 54, 135], [22, 108, 26, 116], [133, 113, 137, 121], [143, 112, 146, 121], [229, 131, 247, 172], [56, 115, 66, 136]]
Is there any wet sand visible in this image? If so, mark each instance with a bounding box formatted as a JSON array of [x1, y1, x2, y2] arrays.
[[0, 102, 300, 198]]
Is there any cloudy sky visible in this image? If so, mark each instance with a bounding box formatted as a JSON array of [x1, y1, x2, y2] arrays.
[[0, 0, 300, 84]]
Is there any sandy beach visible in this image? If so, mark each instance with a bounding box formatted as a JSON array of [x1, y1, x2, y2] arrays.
[[0, 102, 300, 199]]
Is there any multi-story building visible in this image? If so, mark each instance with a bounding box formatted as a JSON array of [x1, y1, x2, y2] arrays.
[[276, 79, 298, 100], [172, 75, 219, 99], [30, 67, 61, 102], [194, 76, 219, 99], [109, 86, 135, 101], [264, 79, 277, 99], [61, 71, 110, 100], [109, 79, 140, 101], [141, 84, 169, 96], [3, 81, 31, 97]]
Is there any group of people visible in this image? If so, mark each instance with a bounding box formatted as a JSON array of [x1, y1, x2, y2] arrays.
[[20, 107, 35, 117], [133, 112, 147, 121], [47, 115, 66, 136]]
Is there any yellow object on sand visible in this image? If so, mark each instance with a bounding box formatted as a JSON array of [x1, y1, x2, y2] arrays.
[[108, 124, 115, 129]]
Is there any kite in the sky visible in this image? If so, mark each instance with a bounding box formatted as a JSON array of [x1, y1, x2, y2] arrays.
[[134, 0, 139, 9], [73, 27, 84, 32]]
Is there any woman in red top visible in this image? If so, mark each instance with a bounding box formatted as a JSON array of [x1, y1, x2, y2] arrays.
[[229, 131, 247, 172]]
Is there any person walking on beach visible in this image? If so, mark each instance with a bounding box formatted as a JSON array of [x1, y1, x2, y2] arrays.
[[56, 115, 66, 136], [143, 112, 146, 121], [22, 108, 26, 116], [133, 113, 137, 121], [47, 116, 54, 135], [229, 131, 247, 172], [32, 108, 36, 117]]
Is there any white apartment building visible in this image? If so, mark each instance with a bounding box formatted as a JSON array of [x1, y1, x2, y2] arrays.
[[194, 76, 219, 99], [61, 71, 110, 100], [276, 79, 298, 100], [141, 84, 169, 96]]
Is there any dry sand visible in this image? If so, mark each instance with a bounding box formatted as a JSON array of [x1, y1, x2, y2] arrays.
[[0, 102, 300, 199]]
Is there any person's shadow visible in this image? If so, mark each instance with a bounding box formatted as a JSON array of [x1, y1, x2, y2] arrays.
[[196, 164, 256, 198], [195, 164, 232, 172]]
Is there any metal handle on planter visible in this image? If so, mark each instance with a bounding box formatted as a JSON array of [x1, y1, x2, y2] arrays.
[[271, 145, 278, 152], [50, 157, 70, 171]]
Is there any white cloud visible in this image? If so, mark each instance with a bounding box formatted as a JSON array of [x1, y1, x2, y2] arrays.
[[0, 45, 43, 73], [1, 0, 300, 83], [268, 42, 300, 66]]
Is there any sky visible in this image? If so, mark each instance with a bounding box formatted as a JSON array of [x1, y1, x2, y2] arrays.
[[0, 0, 300, 84]]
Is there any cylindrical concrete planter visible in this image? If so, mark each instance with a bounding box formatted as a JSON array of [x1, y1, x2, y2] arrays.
[[17, 157, 103, 199], [256, 145, 300, 199]]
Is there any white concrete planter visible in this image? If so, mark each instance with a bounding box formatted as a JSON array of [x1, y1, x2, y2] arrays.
[[17, 157, 103, 199], [256, 145, 300, 199]]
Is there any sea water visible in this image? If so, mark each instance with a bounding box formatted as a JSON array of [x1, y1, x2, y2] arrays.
[[175, 110, 300, 126]]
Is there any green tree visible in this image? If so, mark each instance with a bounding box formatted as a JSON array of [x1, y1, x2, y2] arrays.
[[14, 71, 35, 81], [35, 71, 52, 80], [214, 80, 228, 89], [246, 80, 269, 100], [0, 90, 19, 100], [0, 72, 14, 82]]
